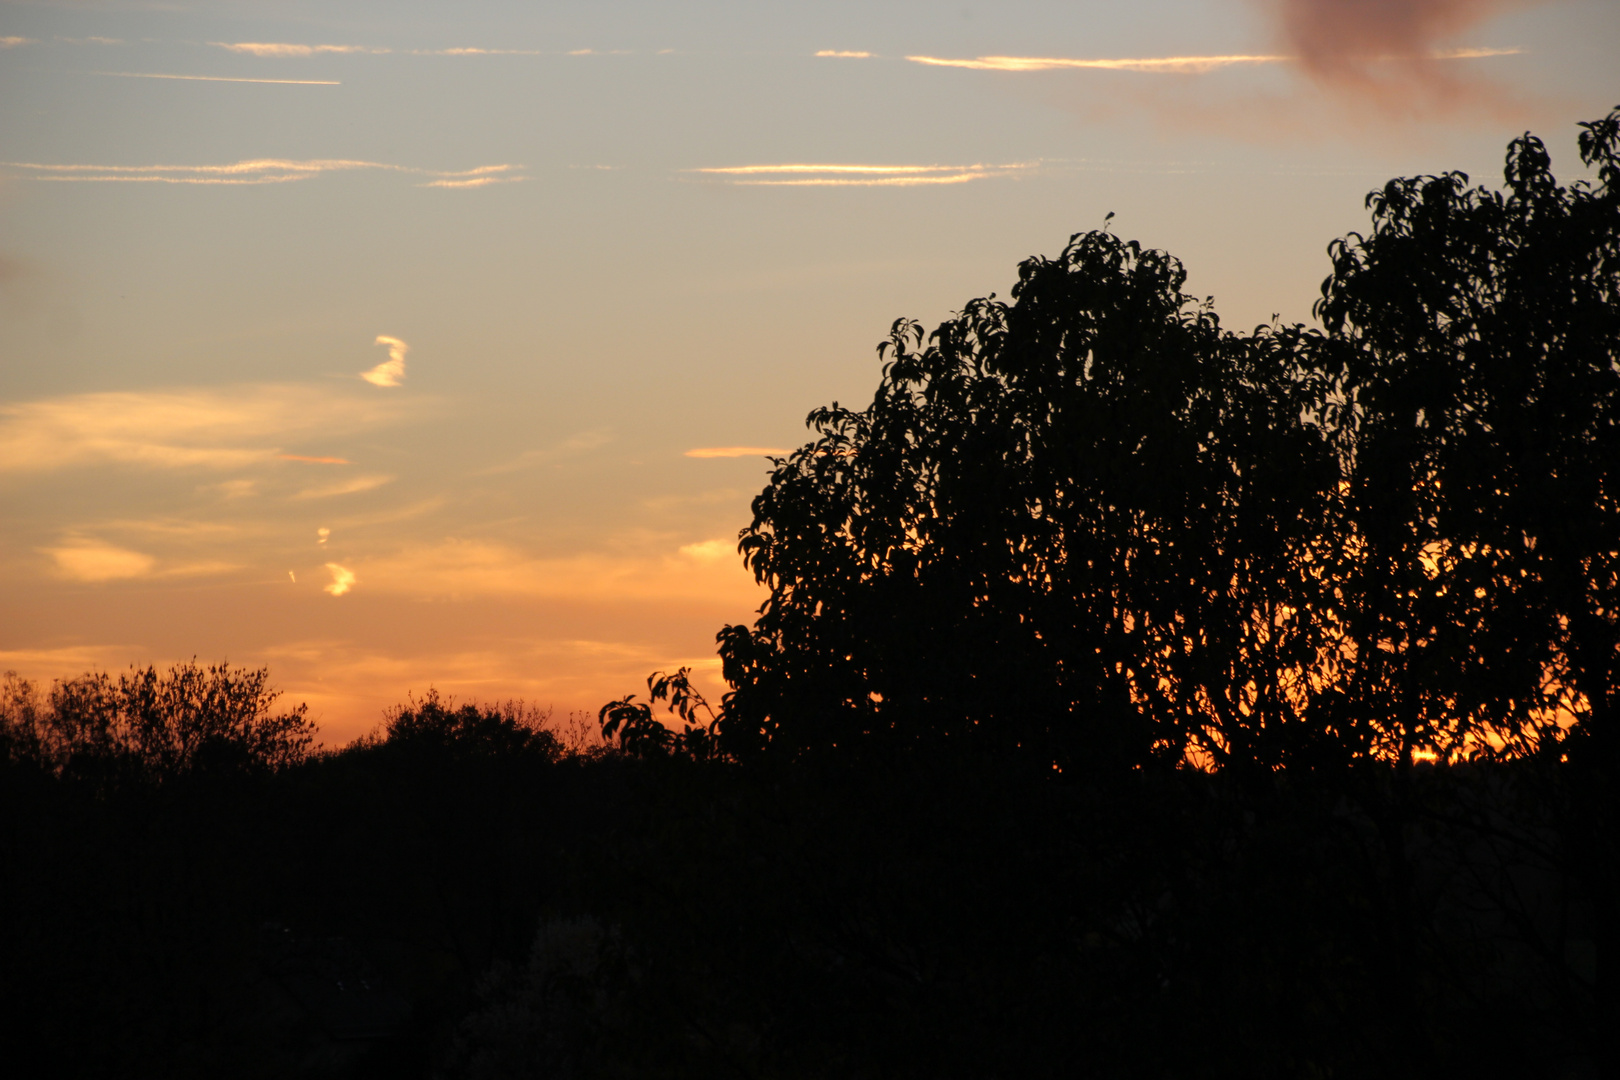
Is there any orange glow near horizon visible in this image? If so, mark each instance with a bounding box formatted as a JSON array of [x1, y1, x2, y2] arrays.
[[1, 2, 1605, 754]]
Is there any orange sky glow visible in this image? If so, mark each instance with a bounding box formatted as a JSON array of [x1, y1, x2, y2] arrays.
[[1, 0, 1613, 744]]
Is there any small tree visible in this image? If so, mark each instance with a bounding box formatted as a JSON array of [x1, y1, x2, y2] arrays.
[[4, 661, 316, 783], [382, 690, 561, 762]]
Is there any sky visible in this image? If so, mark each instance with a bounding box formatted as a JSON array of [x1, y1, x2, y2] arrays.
[[1, 0, 1616, 744]]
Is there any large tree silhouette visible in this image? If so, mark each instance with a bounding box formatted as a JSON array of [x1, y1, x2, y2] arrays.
[[1317, 111, 1620, 767], [709, 230, 1338, 771], [667, 108, 1620, 776]]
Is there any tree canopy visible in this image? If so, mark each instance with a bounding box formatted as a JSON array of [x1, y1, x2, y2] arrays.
[[607, 108, 1620, 774], [1, 660, 315, 785]]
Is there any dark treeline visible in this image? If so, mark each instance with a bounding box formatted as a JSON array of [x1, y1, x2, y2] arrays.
[[3, 111, 1617, 1078]]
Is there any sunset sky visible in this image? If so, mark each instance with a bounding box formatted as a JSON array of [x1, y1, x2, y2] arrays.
[[2, 0, 1615, 743]]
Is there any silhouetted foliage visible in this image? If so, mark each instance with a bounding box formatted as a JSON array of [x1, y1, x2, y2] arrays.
[[381, 690, 563, 763], [1, 660, 315, 785], [6, 109, 1619, 1080], [694, 107, 1620, 784], [1316, 109, 1620, 767], [599, 667, 721, 760], [712, 233, 1339, 774]]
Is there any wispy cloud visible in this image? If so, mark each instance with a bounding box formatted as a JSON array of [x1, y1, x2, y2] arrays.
[[419, 175, 526, 188], [479, 430, 615, 475], [910, 11, 1532, 129], [362, 335, 408, 387], [38, 536, 233, 584], [1, 36, 35, 48], [905, 46, 1519, 75], [44, 539, 155, 582], [296, 475, 394, 499], [422, 47, 550, 56], [212, 42, 389, 57], [212, 41, 570, 58], [908, 53, 1288, 73], [279, 454, 352, 465], [94, 72, 341, 85], [349, 538, 761, 606], [684, 446, 789, 458], [691, 162, 1034, 187], [815, 50, 872, 59], [1, 158, 524, 187], [0, 385, 408, 473], [0, 645, 147, 683]]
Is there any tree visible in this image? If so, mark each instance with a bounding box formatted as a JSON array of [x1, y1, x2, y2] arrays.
[[2, 661, 315, 784], [1315, 108, 1620, 768], [709, 227, 1340, 771], [677, 109, 1620, 780], [381, 690, 561, 763], [1315, 105, 1620, 1042]]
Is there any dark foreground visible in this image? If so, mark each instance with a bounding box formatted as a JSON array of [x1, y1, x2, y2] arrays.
[[0, 695, 1607, 1079]]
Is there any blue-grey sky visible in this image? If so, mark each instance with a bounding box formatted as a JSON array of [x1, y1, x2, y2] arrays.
[[2, 0, 1615, 741]]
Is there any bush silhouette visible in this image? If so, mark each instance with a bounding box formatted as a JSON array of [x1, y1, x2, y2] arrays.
[[2, 660, 314, 785], [380, 690, 561, 763]]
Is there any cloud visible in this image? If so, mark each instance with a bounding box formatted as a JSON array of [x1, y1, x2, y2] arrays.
[[678, 539, 734, 561], [44, 539, 156, 582], [684, 446, 789, 458], [210, 42, 632, 58], [350, 538, 761, 606], [418, 175, 526, 189], [691, 162, 1035, 187], [279, 454, 352, 464], [212, 42, 390, 57], [1275, 0, 1522, 74], [324, 563, 356, 596], [94, 71, 341, 85], [479, 429, 615, 474], [362, 335, 409, 387], [2, 159, 523, 187], [905, 45, 1519, 76], [0, 385, 407, 473], [202, 478, 259, 499], [816, 50, 873, 58], [0, 646, 151, 689], [296, 475, 395, 499], [0, 37, 34, 49], [104, 518, 243, 539], [906, 7, 1533, 129], [421, 47, 550, 56], [1266, 0, 1535, 114], [908, 53, 1289, 73]]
